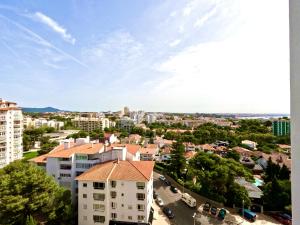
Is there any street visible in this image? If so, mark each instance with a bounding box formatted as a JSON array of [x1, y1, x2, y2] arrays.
[[153, 172, 200, 225]]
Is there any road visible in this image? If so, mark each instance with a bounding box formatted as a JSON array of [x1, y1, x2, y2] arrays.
[[153, 172, 200, 225], [153, 172, 281, 225]]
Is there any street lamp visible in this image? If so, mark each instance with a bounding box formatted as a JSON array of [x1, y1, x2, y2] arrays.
[[192, 212, 197, 225]]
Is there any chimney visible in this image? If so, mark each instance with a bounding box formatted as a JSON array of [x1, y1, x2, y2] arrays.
[[91, 142, 94, 148], [64, 141, 71, 149]]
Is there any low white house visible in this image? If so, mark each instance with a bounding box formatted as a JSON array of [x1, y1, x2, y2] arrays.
[[76, 160, 154, 225], [242, 140, 257, 150]]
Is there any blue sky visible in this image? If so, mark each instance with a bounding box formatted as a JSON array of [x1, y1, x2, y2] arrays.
[[0, 0, 289, 113]]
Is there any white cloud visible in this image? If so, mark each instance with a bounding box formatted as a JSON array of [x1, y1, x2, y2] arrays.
[[169, 39, 181, 47], [33, 12, 76, 44], [194, 7, 217, 28], [153, 0, 290, 113]]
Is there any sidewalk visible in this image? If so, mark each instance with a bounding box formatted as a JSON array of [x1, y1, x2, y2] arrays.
[[152, 202, 171, 225]]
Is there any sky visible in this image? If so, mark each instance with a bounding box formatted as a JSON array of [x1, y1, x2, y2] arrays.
[[0, 0, 290, 113]]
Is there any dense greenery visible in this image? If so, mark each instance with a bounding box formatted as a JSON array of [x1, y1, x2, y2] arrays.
[[23, 127, 58, 152], [264, 157, 290, 182], [38, 136, 59, 155], [263, 179, 291, 211], [151, 120, 289, 153], [67, 129, 104, 141], [0, 161, 73, 225], [48, 115, 75, 130]]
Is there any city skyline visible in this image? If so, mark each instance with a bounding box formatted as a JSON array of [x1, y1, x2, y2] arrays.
[[0, 0, 290, 113]]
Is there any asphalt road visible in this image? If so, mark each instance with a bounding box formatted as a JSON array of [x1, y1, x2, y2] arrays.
[[153, 172, 200, 225]]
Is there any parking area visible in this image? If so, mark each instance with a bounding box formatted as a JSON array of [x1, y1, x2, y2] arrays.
[[153, 172, 281, 225]]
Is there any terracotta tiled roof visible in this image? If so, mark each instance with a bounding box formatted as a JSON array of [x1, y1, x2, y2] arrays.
[[200, 144, 215, 151], [47, 143, 104, 158], [140, 147, 157, 155], [184, 151, 197, 159], [76, 160, 154, 182]]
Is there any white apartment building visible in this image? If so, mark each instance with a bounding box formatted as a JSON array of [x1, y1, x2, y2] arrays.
[[23, 116, 64, 130], [146, 114, 156, 124], [30, 139, 141, 202], [0, 99, 23, 168], [72, 116, 110, 132], [76, 160, 154, 225]]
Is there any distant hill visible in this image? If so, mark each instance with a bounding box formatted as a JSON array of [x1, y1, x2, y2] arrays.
[[22, 107, 66, 113]]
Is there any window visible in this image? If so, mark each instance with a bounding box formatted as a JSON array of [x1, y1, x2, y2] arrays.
[[60, 173, 71, 178], [93, 204, 105, 212], [137, 204, 145, 211], [83, 216, 87, 221], [83, 194, 87, 198], [138, 215, 145, 222], [60, 164, 71, 170], [93, 182, 105, 190], [111, 213, 117, 220], [121, 193, 124, 196], [110, 191, 117, 199], [83, 183, 87, 187], [136, 193, 145, 200], [136, 182, 145, 189], [93, 215, 105, 223], [128, 216, 132, 220], [93, 193, 105, 201], [83, 204, 87, 209], [111, 180, 117, 188], [76, 171, 84, 176], [76, 154, 88, 160], [111, 202, 117, 209], [128, 205, 132, 210]]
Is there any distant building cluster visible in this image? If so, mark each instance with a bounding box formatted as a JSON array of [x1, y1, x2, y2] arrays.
[[72, 113, 110, 132], [24, 117, 64, 130]]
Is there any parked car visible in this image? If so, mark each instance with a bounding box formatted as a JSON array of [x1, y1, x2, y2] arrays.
[[159, 175, 166, 181], [203, 202, 211, 212], [218, 208, 227, 220], [153, 190, 158, 199], [170, 186, 178, 193], [156, 197, 164, 207], [163, 207, 175, 219], [270, 212, 292, 225], [239, 209, 256, 222], [210, 206, 218, 216], [164, 180, 171, 186]]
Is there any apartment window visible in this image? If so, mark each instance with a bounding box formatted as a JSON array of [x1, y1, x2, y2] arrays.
[[111, 213, 117, 220], [110, 191, 117, 199], [128, 205, 132, 210], [76, 171, 84, 176], [110, 180, 117, 188], [136, 193, 145, 201], [136, 182, 145, 189], [83, 216, 87, 221], [83, 204, 87, 209], [138, 215, 145, 222], [83, 183, 87, 187], [59, 173, 71, 178], [83, 194, 87, 198], [60, 164, 71, 170], [137, 204, 145, 211], [93, 193, 105, 201], [111, 202, 117, 209], [93, 215, 105, 223], [75, 154, 88, 160], [128, 216, 132, 220], [93, 204, 105, 212], [93, 182, 105, 190]]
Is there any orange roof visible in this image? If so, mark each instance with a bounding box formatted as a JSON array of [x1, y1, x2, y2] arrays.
[[184, 151, 197, 159], [0, 107, 21, 111], [111, 144, 141, 155], [200, 144, 215, 151], [76, 160, 154, 182], [48, 143, 104, 158]]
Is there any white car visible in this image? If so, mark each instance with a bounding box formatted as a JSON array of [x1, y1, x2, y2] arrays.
[[156, 197, 164, 207], [159, 175, 166, 181]]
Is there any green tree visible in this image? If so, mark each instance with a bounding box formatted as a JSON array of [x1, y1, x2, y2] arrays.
[[225, 150, 240, 161], [278, 164, 290, 180], [0, 161, 73, 225], [169, 142, 186, 177], [263, 178, 291, 211]]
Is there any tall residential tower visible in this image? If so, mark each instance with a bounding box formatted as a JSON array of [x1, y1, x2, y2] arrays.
[[0, 99, 23, 168]]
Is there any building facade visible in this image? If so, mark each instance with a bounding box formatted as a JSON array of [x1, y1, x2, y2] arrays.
[[0, 99, 23, 168], [272, 120, 291, 136], [72, 116, 110, 132], [76, 160, 154, 225]]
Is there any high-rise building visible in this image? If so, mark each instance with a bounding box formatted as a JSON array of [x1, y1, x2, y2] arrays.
[[0, 99, 23, 168], [124, 106, 130, 116], [272, 120, 291, 136]]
